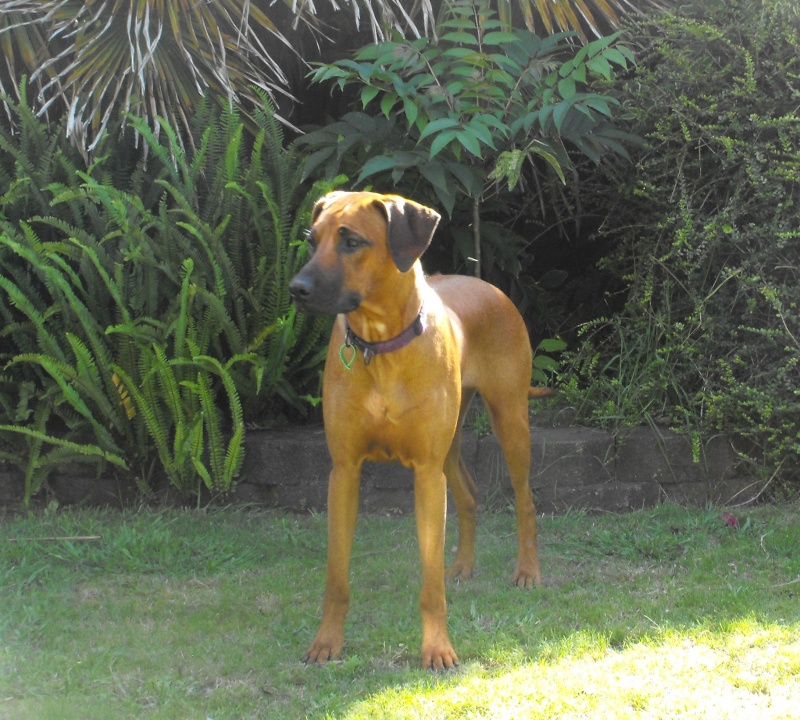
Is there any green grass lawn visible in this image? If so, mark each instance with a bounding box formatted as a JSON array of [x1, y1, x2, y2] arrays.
[[1, 501, 799, 719]]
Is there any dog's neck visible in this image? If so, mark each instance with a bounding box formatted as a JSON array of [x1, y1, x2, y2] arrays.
[[344, 265, 426, 344], [343, 305, 426, 367]]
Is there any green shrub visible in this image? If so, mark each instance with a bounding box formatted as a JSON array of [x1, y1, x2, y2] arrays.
[[560, 0, 800, 491], [299, 0, 636, 282], [0, 93, 333, 503]]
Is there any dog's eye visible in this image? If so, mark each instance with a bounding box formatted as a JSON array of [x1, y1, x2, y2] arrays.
[[339, 228, 368, 253]]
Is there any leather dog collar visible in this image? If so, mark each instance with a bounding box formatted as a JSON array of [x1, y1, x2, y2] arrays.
[[342, 305, 427, 367]]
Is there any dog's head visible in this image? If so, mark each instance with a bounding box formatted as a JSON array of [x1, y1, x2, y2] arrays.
[[289, 191, 441, 315]]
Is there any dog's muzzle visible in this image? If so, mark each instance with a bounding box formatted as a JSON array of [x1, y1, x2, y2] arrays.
[[289, 267, 361, 315]]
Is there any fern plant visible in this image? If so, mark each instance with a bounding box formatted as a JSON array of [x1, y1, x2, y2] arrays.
[[0, 92, 334, 503], [0, 225, 142, 499], [108, 259, 252, 496], [124, 99, 336, 423]]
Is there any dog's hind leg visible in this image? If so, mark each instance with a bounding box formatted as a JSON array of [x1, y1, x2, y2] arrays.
[[483, 390, 542, 588], [445, 388, 479, 581]]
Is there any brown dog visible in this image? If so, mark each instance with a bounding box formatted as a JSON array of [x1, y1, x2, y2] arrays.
[[289, 191, 545, 670]]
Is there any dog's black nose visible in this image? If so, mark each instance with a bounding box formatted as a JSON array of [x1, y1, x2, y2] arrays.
[[289, 274, 314, 304]]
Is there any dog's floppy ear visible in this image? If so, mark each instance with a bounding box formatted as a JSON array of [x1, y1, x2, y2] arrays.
[[378, 196, 441, 272], [312, 191, 351, 223]]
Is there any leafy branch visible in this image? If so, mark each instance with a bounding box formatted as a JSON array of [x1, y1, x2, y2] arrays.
[[303, 1, 636, 276]]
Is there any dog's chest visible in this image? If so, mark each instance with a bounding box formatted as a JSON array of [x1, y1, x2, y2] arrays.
[[356, 380, 451, 464], [361, 383, 418, 428]]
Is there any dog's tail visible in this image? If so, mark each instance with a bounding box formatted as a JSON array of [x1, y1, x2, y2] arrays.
[[528, 386, 557, 399]]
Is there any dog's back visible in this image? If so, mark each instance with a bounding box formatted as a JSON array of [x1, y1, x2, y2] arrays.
[[428, 274, 533, 398]]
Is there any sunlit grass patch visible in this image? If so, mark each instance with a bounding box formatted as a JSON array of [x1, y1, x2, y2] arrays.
[[342, 623, 800, 719]]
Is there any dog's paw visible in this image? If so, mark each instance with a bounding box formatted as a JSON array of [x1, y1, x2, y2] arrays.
[[511, 565, 542, 589], [422, 643, 460, 671], [303, 634, 343, 665], [445, 560, 474, 582]]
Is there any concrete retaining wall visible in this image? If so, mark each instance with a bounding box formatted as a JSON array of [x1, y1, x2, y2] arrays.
[[0, 422, 758, 513], [235, 423, 757, 514]]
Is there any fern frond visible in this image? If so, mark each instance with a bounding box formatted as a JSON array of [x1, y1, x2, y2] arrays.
[[148, 344, 185, 425], [32, 213, 96, 249], [11, 352, 121, 453], [126, 114, 186, 187], [196, 369, 225, 488], [225, 123, 244, 188], [173, 258, 194, 360], [189, 124, 213, 183], [222, 423, 244, 491], [68, 236, 133, 326], [65, 332, 122, 430], [14, 399, 49, 504], [186, 415, 204, 465], [0, 271, 63, 361], [111, 363, 173, 479], [174, 217, 229, 299], [111, 371, 136, 420], [190, 456, 213, 494], [0, 424, 129, 469], [194, 286, 244, 354]]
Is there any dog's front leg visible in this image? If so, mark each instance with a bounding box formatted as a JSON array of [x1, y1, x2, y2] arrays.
[[414, 467, 459, 670], [304, 462, 361, 664]]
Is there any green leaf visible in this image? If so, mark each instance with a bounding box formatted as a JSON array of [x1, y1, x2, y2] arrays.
[[418, 162, 449, 195], [537, 105, 554, 132], [527, 142, 566, 184], [456, 130, 482, 158], [441, 31, 479, 45], [0, 425, 129, 470], [584, 31, 623, 56], [488, 53, 523, 73], [430, 175, 457, 217], [618, 45, 637, 65], [404, 99, 419, 127], [450, 65, 482, 79], [537, 338, 568, 352], [442, 47, 478, 60], [466, 119, 498, 149], [482, 31, 520, 45], [357, 154, 402, 182], [533, 355, 560, 372], [444, 162, 485, 197], [488, 149, 525, 191], [419, 117, 462, 142], [553, 100, 572, 133], [361, 85, 381, 108], [380, 93, 398, 118], [584, 96, 613, 117], [309, 64, 355, 84], [429, 129, 460, 158], [602, 48, 630, 69], [558, 76, 577, 99], [587, 56, 613, 81]]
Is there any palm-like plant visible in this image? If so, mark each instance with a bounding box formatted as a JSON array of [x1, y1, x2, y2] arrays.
[[1, 0, 300, 154], [0, 0, 659, 157], [500, 0, 655, 39]]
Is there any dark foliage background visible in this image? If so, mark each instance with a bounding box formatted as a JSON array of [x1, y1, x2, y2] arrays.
[[552, 0, 800, 493]]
